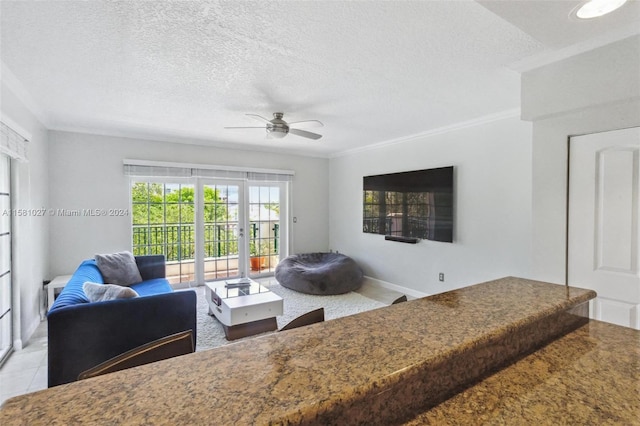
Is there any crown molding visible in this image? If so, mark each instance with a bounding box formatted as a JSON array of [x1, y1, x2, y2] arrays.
[[51, 123, 331, 159], [509, 24, 640, 73], [0, 112, 32, 141], [0, 61, 51, 128]]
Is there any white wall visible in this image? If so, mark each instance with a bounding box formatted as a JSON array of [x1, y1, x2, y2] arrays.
[[1, 82, 50, 347], [329, 115, 533, 295], [522, 35, 640, 122], [48, 131, 329, 276], [525, 35, 640, 283]]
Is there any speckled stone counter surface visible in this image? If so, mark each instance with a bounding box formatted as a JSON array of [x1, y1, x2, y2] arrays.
[[405, 320, 640, 425], [0, 277, 596, 425]]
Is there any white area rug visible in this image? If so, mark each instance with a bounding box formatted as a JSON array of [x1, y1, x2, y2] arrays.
[[195, 282, 386, 351]]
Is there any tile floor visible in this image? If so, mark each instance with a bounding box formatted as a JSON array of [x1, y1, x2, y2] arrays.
[[0, 320, 48, 405], [355, 281, 408, 304], [0, 281, 406, 406]]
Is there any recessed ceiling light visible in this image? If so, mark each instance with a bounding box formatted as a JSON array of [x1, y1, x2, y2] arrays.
[[575, 0, 628, 19]]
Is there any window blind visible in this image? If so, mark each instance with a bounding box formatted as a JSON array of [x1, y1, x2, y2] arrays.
[[0, 121, 28, 162], [123, 160, 293, 182], [247, 172, 292, 182], [123, 164, 192, 178]]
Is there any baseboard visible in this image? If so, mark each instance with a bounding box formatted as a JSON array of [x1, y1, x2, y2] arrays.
[[13, 314, 43, 350], [363, 276, 429, 299], [590, 297, 640, 330], [23, 315, 42, 346], [12, 338, 23, 351]]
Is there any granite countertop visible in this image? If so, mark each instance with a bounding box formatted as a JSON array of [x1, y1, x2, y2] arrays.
[[0, 277, 600, 425], [406, 320, 640, 425]]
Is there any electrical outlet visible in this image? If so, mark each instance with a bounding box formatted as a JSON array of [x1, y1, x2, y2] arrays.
[[439, 273, 444, 282]]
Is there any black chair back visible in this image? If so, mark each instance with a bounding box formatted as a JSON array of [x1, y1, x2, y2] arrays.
[[78, 330, 194, 380], [279, 308, 325, 331]]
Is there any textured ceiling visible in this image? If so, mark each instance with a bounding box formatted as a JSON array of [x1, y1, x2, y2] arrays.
[[1, 1, 639, 157]]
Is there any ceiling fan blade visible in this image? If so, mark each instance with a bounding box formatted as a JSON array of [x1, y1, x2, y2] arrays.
[[288, 119, 324, 128], [224, 126, 266, 129], [289, 128, 323, 140], [246, 114, 271, 124]]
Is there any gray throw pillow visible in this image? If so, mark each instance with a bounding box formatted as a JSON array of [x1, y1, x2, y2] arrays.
[[95, 251, 143, 286], [83, 282, 139, 303]]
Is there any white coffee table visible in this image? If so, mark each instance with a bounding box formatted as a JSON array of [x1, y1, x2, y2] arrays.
[[204, 278, 283, 340]]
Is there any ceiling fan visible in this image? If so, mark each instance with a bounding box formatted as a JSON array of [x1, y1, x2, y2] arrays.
[[225, 112, 323, 140]]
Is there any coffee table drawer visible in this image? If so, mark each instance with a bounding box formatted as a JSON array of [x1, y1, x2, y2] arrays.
[[227, 299, 283, 326]]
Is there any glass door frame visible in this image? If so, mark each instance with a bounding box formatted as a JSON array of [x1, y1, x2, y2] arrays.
[[195, 178, 247, 284], [195, 179, 289, 283], [131, 172, 291, 286], [246, 181, 289, 279]]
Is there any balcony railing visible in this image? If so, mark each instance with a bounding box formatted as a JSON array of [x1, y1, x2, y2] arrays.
[[133, 224, 239, 262], [132, 223, 279, 262]]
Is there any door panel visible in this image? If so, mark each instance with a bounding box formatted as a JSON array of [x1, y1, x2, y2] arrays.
[[248, 184, 284, 278], [568, 127, 640, 329], [595, 148, 637, 273], [201, 182, 243, 281], [196, 181, 288, 283]]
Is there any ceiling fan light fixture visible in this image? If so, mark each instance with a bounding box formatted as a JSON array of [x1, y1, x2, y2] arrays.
[[575, 0, 627, 19], [267, 128, 288, 138], [226, 112, 322, 140]]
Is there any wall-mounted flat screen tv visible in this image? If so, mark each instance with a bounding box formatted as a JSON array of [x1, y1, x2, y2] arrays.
[[363, 166, 453, 242]]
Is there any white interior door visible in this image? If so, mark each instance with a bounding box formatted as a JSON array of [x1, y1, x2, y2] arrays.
[[568, 127, 640, 329]]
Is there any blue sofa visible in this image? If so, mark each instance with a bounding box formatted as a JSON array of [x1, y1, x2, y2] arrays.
[[47, 255, 197, 387]]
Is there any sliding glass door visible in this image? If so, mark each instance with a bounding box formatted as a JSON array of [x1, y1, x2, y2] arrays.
[[198, 181, 244, 281], [197, 181, 287, 281], [132, 178, 288, 285], [248, 183, 287, 278]]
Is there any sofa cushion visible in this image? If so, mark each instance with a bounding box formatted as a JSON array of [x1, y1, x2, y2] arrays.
[[49, 260, 104, 313], [48, 257, 173, 315], [83, 282, 139, 302], [95, 251, 143, 286], [130, 278, 173, 296]]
